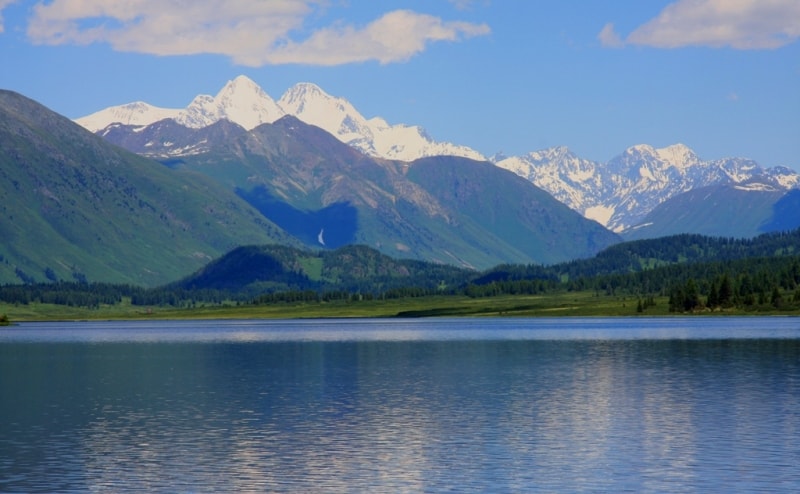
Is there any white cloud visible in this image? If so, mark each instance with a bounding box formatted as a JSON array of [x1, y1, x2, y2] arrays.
[[598, 22, 624, 48], [604, 0, 800, 49], [24, 1, 490, 66], [264, 10, 491, 65]]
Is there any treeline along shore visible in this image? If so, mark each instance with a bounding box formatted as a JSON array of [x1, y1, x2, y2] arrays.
[[3, 230, 800, 321]]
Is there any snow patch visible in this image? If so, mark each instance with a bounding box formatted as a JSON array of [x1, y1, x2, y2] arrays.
[[584, 205, 615, 226]]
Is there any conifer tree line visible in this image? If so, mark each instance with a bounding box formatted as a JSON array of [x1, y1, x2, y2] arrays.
[[1, 229, 800, 312]]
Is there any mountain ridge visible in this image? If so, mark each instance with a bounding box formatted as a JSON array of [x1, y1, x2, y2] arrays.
[[77, 75, 484, 163], [496, 143, 799, 232], [0, 89, 295, 286], [76, 75, 800, 235]]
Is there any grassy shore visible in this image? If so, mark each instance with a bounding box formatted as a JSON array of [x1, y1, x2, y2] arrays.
[[2, 291, 796, 323]]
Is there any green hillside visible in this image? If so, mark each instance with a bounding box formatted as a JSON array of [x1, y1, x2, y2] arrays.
[[176, 244, 473, 295], [104, 115, 621, 269], [622, 185, 789, 241], [0, 90, 294, 286], [406, 156, 619, 265]]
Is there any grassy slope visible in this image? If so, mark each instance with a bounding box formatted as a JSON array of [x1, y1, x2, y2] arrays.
[[0, 90, 293, 286], [622, 186, 786, 241], [6, 291, 797, 323]]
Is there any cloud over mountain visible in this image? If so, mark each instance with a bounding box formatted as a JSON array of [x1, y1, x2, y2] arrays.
[[23, 1, 489, 66], [601, 0, 800, 49]]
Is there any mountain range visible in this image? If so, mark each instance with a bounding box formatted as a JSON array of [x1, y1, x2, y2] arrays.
[[0, 88, 618, 285], [95, 113, 618, 267], [495, 144, 799, 232], [2, 76, 797, 286], [78, 76, 800, 236], [78, 75, 484, 163]]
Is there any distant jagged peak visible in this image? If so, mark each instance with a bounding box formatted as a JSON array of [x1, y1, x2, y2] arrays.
[[72, 74, 485, 162], [626, 143, 657, 155], [615, 143, 702, 172], [221, 74, 264, 94], [75, 101, 181, 132], [527, 145, 579, 161], [279, 82, 364, 123], [654, 143, 700, 169], [279, 81, 328, 102], [176, 75, 284, 130]]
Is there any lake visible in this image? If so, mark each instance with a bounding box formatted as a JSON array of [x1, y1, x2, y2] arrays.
[[1, 317, 799, 492]]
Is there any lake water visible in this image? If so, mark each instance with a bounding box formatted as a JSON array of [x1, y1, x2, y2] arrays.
[[1, 317, 799, 492]]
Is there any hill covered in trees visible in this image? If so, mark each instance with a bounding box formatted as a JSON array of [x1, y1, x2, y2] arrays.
[[3, 229, 800, 316]]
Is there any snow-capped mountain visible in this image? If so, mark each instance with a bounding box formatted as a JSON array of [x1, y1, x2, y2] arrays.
[[278, 82, 485, 161], [76, 75, 484, 162], [76, 75, 799, 234], [77, 101, 181, 130], [495, 143, 800, 232], [177, 75, 285, 130]]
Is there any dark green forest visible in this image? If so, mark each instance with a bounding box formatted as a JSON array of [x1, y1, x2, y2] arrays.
[[3, 229, 800, 314]]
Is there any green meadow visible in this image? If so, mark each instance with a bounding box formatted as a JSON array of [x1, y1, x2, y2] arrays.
[[4, 291, 795, 324]]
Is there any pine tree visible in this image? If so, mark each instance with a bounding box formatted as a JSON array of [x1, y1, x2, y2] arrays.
[[772, 286, 783, 308], [683, 278, 701, 311], [718, 274, 733, 307], [707, 282, 719, 308]]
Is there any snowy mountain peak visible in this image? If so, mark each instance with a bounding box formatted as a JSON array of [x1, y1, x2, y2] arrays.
[[277, 82, 368, 140], [76, 75, 484, 162], [75, 101, 181, 132], [531, 145, 576, 161], [280, 82, 327, 102], [627, 144, 656, 155], [224, 74, 263, 92], [655, 143, 700, 169], [176, 76, 284, 130], [497, 142, 799, 233]]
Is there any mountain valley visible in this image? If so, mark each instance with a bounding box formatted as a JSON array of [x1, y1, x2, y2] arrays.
[[1, 88, 619, 285], [2, 75, 798, 287]]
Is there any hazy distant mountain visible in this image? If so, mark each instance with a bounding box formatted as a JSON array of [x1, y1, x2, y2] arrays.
[[495, 143, 800, 232], [621, 183, 793, 241], [77, 75, 485, 162], [0, 89, 294, 286]]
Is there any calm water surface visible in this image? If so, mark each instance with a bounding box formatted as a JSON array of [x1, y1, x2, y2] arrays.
[[1, 317, 799, 492]]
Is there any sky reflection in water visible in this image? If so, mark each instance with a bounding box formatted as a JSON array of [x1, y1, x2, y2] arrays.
[[1, 317, 799, 492]]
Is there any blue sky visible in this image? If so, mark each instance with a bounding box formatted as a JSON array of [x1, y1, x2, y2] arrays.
[[1, 0, 798, 169]]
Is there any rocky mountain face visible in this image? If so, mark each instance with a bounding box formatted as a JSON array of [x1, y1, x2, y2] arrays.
[[495, 144, 799, 232]]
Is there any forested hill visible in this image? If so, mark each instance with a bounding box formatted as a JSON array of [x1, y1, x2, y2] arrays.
[[4, 229, 800, 314], [174, 244, 474, 295], [550, 229, 800, 280]]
